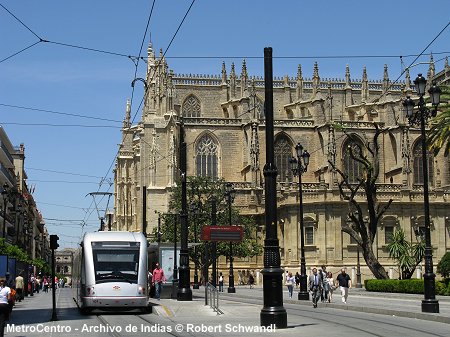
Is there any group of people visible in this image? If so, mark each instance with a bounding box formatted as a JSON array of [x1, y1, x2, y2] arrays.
[[285, 266, 352, 307]]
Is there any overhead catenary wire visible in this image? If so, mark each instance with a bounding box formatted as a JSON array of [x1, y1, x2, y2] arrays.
[[0, 103, 122, 123], [0, 122, 120, 128]]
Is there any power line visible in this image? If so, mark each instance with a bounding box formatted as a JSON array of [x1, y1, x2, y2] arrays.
[[0, 103, 122, 123], [37, 201, 87, 210], [0, 3, 42, 40], [26, 167, 105, 179], [0, 41, 42, 63], [27, 179, 100, 184], [1, 122, 121, 128]]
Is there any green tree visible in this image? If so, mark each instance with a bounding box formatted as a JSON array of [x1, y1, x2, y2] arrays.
[[428, 85, 450, 156], [387, 228, 425, 279], [437, 252, 450, 278], [153, 176, 262, 281]]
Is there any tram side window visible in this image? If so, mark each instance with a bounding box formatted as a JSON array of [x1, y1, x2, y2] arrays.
[[93, 249, 140, 283]]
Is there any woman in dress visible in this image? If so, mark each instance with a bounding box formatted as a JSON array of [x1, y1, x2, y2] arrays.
[[326, 272, 334, 302]]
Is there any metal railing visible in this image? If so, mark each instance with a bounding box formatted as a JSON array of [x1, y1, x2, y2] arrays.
[[205, 283, 223, 315]]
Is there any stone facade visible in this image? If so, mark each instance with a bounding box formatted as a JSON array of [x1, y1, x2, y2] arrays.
[[55, 248, 74, 286], [114, 44, 450, 281]]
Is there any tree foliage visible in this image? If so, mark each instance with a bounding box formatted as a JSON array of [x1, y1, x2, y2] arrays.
[[0, 238, 50, 274], [386, 228, 425, 279], [153, 176, 262, 278], [437, 252, 450, 278], [329, 123, 391, 279], [428, 85, 450, 156]]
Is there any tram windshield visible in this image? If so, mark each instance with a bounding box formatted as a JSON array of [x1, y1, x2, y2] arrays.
[[92, 246, 140, 284]]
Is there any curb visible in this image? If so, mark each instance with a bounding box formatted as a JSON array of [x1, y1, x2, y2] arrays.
[[199, 292, 450, 324]]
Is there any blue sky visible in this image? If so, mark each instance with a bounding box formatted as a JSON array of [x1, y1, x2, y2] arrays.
[[1, 1, 449, 248]]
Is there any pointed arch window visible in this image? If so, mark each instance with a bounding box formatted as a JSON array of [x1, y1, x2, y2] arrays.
[[413, 140, 434, 185], [274, 135, 292, 182], [182, 95, 201, 117], [343, 138, 364, 184], [196, 135, 218, 179]]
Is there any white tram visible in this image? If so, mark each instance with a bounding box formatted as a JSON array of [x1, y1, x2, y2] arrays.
[[72, 231, 149, 313]]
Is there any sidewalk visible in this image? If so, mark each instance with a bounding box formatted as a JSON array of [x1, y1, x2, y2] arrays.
[[191, 285, 450, 324]]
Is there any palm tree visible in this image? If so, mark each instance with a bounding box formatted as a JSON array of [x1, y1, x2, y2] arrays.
[[428, 85, 450, 156], [387, 228, 425, 279]]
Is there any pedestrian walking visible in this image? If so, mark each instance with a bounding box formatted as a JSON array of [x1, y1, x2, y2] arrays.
[[4, 273, 15, 317], [308, 267, 322, 308], [218, 272, 224, 292], [248, 273, 255, 289], [285, 272, 295, 298], [152, 262, 166, 300], [326, 271, 334, 302], [43, 277, 49, 293], [319, 265, 327, 302], [295, 272, 300, 288], [0, 279, 11, 337], [15, 273, 24, 302], [336, 268, 352, 304]]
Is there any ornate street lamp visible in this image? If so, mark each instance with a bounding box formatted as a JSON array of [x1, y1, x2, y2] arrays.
[[289, 143, 310, 300], [225, 182, 236, 293], [403, 73, 441, 313]]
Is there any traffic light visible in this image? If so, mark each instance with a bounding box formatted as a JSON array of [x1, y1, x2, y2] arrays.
[[50, 234, 59, 249]]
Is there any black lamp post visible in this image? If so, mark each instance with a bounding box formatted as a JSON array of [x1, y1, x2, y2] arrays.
[[289, 143, 310, 300], [260, 47, 287, 329], [403, 73, 441, 313], [2, 183, 10, 240], [190, 203, 200, 289], [177, 120, 192, 301], [356, 246, 362, 288], [225, 182, 236, 293]]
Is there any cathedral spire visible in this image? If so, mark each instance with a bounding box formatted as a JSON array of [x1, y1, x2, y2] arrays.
[[361, 67, 369, 103], [312, 62, 321, 97], [240, 59, 248, 97], [405, 68, 412, 93], [123, 99, 131, 128], [344, 64, 353, 105], [221, 61, 227, 85], [345, 64, 351, 89], [296, 64, 304, 101], [230, 62, 236, 98], [382, 64, 390, 93], [427, 53, 435, 81]]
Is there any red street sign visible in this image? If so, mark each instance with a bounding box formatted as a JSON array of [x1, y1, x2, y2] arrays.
[[201, 225, 243, 242]]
